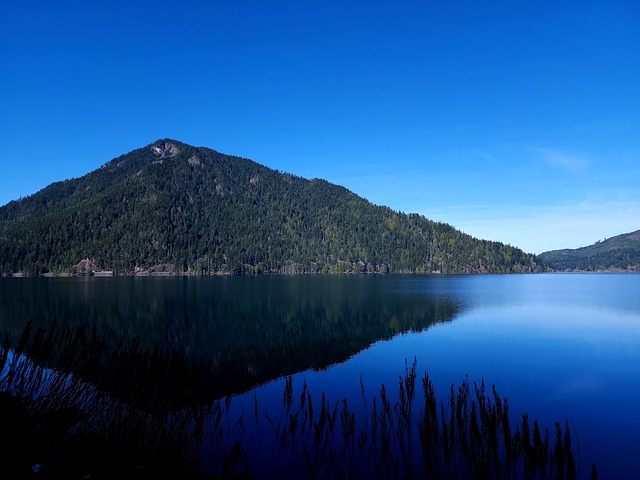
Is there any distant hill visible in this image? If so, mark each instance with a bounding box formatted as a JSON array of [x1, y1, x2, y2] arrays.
[[539, 230, 640, 271], [0, 139, 544, 275]]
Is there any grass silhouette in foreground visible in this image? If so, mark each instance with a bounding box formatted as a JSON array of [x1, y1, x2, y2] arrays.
[[239, 360, 592, 480], [0, 324, 595, 479]]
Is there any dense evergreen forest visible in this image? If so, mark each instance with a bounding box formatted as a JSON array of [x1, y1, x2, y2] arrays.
[[539, 230, 640, 271], [0, 140, 544, 275]]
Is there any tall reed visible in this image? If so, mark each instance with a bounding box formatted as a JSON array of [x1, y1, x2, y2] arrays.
[[0, 329, 207, 478], [1, 323, 595, 479], [227, 358, 594, 479]]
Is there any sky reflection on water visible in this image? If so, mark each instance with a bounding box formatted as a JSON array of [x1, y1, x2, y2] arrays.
[[1, 273, 638, 477], [241, 274, 640, 478]]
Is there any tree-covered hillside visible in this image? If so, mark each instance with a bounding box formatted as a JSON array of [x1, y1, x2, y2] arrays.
[[0, 140, 544, 275], [539, 230, 640, 271]]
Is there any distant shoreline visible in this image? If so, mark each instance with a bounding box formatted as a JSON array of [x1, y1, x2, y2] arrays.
[[3, 269, 638, 278]]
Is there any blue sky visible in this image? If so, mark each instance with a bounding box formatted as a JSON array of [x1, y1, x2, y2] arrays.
[[1, 1, 638, 254]]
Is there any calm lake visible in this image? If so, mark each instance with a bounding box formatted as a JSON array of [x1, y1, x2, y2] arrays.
[[1, 273, 639, 478]]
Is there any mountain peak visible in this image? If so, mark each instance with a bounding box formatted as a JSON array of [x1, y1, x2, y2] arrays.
[[0, 141, 545, 276], [150, 140, 181, 159]]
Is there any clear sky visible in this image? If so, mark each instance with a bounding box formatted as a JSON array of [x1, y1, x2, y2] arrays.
[[1, 1, 638, 254]]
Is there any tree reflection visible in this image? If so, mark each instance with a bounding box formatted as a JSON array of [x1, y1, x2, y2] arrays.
[[0, 277, 460, 403]]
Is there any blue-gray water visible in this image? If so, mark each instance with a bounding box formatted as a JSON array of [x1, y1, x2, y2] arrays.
[[1, 273, 638, 477]]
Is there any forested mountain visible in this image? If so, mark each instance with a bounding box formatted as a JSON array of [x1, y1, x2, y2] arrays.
[[539, 230, 640, 271], [0, 139, 544, 275]]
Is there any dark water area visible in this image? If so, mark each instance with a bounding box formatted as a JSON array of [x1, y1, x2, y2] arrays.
[[1, 274, 639, 478], [0, 276, 459, 404]]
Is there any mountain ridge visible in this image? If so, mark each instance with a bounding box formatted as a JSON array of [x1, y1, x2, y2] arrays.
[[0, 139, 545, 276], [539, 229, 640, 272]]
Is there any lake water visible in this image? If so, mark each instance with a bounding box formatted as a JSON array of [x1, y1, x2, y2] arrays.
[[1, 274, 638, 478]]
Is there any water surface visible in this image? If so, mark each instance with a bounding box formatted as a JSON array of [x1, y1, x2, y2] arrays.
[[1, 273, 638, 477]]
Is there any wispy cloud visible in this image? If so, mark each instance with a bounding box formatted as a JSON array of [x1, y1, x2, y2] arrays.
[[532, 147, 590, 174], [474, 149, 495, 163]]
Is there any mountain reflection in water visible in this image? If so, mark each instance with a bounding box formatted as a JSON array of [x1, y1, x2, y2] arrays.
[[0, 276, 461, 405]]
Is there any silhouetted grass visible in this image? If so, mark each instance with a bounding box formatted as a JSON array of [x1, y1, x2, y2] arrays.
[[0, 328, 207, 478], [0, 324, 595, 479], [233, 358, 591, 479]]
